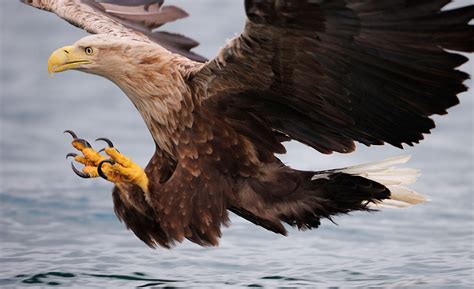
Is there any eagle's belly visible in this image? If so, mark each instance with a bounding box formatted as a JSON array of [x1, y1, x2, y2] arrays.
[[140, 109, 280, 245]]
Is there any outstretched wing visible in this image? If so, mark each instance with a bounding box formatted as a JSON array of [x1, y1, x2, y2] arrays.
[[194, 0, 474, 154], [21, 0, 206, 61]]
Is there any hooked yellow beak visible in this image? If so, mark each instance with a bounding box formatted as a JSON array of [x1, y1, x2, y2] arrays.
[[47, 45, 91, 75]]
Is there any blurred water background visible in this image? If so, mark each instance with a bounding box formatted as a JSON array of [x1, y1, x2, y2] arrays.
[[1, 0, 473, 287]]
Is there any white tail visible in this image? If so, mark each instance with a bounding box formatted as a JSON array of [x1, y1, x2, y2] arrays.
[[333, 155, 427, 208]]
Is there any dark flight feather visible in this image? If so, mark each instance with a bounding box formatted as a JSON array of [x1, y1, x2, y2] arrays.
[[196, 0, 473, 154]]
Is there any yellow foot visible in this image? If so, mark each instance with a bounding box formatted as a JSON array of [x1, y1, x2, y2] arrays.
[[65, 130, 149, 193]]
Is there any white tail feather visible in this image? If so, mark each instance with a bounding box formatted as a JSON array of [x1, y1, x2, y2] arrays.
[[332, 155, 427, 208]]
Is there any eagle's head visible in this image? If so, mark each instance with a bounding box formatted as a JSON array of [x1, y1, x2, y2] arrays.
[[47, 34, 168, 80], [48, 34, 137, 77]]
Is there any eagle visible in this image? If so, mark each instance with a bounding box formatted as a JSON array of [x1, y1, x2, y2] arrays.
[[22, 0, 473, 248]]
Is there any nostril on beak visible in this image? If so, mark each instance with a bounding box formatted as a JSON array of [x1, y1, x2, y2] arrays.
[[64, 50, 69, 54]]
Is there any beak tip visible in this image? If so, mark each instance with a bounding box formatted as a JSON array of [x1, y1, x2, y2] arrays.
[[48, 64, 56, 76], [47, 45, 74, 75]]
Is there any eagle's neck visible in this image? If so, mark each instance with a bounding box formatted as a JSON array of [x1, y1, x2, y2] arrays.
[[108, 54, 199, 158]]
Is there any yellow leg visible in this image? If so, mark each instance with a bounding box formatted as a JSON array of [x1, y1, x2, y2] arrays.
[[98, 147, 149, 193], [65, 130, 149, 193]]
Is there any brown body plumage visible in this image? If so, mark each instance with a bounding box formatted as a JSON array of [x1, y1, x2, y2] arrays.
[[23, 0, 473, 248]]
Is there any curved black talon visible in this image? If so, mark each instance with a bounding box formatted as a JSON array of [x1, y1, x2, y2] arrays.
[[64, 130, 78, 139], [98, 159, 115, 180], [70, 162, 91, 179], [95, 137, 114, 148], [73, 138, 92, 148], [66, 152, 77, 159]]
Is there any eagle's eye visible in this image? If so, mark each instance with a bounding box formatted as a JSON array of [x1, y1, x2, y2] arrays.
[[84, 47, 94, 55]]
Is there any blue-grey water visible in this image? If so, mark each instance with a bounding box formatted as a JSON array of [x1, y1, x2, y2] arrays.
[[1, 1, 473, 288]]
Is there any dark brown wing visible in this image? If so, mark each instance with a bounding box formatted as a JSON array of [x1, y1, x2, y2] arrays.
[[112, 185, 171, 248], [112, 150, 176, 248], [194, 0, 474, 154], [21, 0, 206, 62]]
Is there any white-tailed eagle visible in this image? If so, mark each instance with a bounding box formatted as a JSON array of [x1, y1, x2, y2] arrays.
[[22, 0, 473, 248]]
